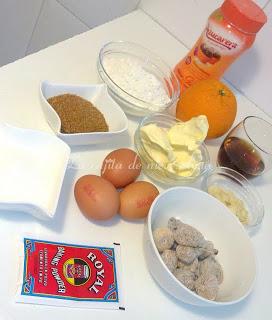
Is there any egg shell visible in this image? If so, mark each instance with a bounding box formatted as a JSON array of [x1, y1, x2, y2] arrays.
[[119, 181, 159, 220], [101, 148, 142, 188], [74, 175, 120, 221]]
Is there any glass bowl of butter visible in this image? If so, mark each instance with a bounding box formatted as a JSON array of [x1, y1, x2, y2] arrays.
[[134, 113, 211, 186], [202, 166, 264, 233]]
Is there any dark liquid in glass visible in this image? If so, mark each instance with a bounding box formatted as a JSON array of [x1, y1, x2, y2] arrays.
[[217, 137, 265, 178]]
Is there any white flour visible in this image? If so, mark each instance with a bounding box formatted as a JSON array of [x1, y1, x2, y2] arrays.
[[103, 55, 170, 110]]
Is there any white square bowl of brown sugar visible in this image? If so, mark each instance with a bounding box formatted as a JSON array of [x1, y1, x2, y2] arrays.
[[40, 81, 128, 146]]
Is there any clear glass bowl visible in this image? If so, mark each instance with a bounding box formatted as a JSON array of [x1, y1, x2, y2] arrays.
[[134, 113, 210, 186], [202, 167, 264, 232], [97, 41, 180, 116]]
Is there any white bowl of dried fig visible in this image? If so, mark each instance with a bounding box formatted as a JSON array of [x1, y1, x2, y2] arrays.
[[144, 187, 256, 306]]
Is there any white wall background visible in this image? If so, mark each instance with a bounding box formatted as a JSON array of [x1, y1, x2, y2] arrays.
[[0, 0, 139, 66], [0, 0, 271, 115], [139, 0, 271, 115]]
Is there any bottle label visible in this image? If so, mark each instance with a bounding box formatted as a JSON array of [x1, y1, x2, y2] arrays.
[[174, 12, 251, 92], [203, 21, 244, 56]]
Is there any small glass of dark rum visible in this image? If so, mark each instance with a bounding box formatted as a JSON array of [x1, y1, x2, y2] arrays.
[[217, 116, 272, 178]]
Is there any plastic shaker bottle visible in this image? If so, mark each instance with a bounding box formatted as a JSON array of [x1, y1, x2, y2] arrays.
[[174, 0, 267, 92]]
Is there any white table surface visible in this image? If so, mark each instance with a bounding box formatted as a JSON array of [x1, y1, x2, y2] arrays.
[[0, 9, 271, 320]]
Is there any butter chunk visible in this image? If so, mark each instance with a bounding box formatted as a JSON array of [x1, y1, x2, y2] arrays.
[[143, 143, 169, 167], [140, 116, 208, 178], [168, 116, 209, 151], [140, 123, 174, 161], [168, 149, 202, 177]]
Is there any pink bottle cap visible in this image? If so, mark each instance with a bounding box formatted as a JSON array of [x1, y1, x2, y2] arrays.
[[221, 0, 267, 33]]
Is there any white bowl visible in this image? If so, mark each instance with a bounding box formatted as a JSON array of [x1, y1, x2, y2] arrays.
[[145, 187, 256, 307], [0, 123, 70, 220], [40, 81, 128, 146]]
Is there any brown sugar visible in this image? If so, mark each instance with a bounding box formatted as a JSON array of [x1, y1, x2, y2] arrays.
[[47, 94, 109, 134]]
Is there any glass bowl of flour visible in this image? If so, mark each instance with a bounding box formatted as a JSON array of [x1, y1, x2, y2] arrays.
[[97, 41, 180, 116]]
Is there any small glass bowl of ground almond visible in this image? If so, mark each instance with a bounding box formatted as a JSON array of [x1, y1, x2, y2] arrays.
[[40, 81, 128, 146], [202, 167, 264, 234]]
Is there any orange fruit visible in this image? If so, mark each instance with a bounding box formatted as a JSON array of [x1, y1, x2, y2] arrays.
[[176, 79, 237, 139]]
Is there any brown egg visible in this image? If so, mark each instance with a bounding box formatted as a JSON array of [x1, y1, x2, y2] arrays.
[[101, 148, 142, 188], [119, 181, 159, 220], [74, 175, 119, 221]]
